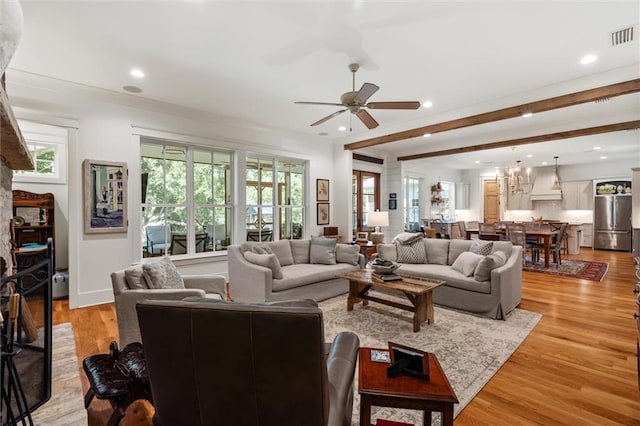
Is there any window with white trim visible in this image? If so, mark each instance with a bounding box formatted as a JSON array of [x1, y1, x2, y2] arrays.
[[13, 120, 68, 184], [404, 177, 421, 230]]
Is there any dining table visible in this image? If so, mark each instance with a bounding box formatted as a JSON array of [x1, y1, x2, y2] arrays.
[[465, 228, 559, 267]]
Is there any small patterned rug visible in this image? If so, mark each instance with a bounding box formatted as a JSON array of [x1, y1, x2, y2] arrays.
[[320, 294, 541, 425], [522, 258, 608, 281]]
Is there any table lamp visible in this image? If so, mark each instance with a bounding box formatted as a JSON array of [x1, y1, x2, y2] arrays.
[[368, 210, 389, 244]]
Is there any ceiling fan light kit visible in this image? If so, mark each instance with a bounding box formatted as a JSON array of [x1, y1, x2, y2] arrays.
[[295, 63, 420, 130]]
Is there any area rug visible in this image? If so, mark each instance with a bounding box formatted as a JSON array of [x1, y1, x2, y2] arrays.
[[320, 294, 541, 425], [31, 323, 87, 425], [523, 258, 608, 281]]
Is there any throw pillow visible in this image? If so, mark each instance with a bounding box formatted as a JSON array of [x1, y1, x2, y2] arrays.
[[124, 264, 148, 289], [376, 244, 398, 262], [335, 243, 360, 265], [470, 241, 494, 256], [395, 238, 427, 264], [474, 251, 507, 282], [142, 257, 185, 289], [252, 244, 273, 255], [392, 232, 424, 245], [290, 239, 311, 264], [309, 236, 337, 265], [451, 251, 484, 277], [424, 239, 449, 265], [266, 240, 294, 266], [243, 251, 284, 279], [491, 241, 513, 258]]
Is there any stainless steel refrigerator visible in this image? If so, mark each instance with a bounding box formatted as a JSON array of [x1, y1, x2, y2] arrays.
[[594, 195, 632, 251]]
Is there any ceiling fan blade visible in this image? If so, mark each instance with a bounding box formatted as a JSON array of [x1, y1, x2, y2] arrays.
[[356, 109, 379, 129], [295, 101, 344, 107], [353, 83, 380, 104], [310, 109, 347, 127], [366, 101, 421, 110]]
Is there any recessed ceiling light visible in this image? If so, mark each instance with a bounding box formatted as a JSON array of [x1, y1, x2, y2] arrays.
[[593, 146, 601, 150], [122, 85, 142, 93], [522, 112, 533, 118], [423, 133, 431, 138], [474, 160, 480, 164], [422, 101, 433, 108], [318, 132, 328, 136], [580, 54, 597, 65], [130, 69, 145, 78], [338, 126, 346, 132], [600, 156, 607, 159], [542, 161, 548, 165], [526, 154, 533, 158]]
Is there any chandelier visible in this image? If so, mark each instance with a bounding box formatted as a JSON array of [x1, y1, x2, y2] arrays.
[[504, 148, 530, 194]]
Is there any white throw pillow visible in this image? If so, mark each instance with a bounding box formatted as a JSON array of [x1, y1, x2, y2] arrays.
[[336, 243, 360, 265], [451, 251, 484, 277], [310, 236, 337, 265], [244, 251, 284, 279]]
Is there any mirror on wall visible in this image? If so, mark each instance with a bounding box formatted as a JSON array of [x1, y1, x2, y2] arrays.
[[455, 183, 470, 209]]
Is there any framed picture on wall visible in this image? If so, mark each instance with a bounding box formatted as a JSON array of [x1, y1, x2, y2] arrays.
[[389, 193, 397, 199], [316, 179, 329, 201], [317, 203, 330, 225], [83, 159, 128, 234], [389, 199, 397, 210]]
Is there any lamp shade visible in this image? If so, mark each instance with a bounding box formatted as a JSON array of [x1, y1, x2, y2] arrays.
[[368, 211, 389, 228]]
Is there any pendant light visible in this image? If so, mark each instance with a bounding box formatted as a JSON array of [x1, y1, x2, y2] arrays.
[[551, 156, 561, 190]]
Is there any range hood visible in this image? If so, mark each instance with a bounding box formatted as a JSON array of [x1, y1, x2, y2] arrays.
[[530, 167, 562, 201]]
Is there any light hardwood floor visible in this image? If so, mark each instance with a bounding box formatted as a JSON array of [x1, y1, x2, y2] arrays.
[[53, 249, 640, 425]]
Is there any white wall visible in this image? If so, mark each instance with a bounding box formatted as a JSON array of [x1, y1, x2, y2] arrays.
[[8, 70, 337, 308]]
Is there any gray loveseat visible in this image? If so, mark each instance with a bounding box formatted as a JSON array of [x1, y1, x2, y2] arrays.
[[228, 238, 365, 303], [376, 237, 522, 319]]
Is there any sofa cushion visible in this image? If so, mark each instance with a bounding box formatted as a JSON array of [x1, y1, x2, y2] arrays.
[[266, 240, 294, 266], [395, 237, 427, 264], [474, 251, 507, 282], [451, 252, 484, 277], [397, 264, 491, 294], [448, 239, 474, 265], [376, 244, 397, 262], [243, 251, 283, 279], [272, 263, 357, 292], [470, 241, 494, 256], [310, 236, 337, 265], [424, 239, 449, 265], [143, 257, 185, 289], [490, 241, 513, 258], [124, 264, 148, 289], [336, 243, 360, 265], [290, 240, 311, 264]]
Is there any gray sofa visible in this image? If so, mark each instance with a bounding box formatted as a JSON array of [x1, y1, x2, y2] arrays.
[[376, 238, 522, 319], [228, 239, 365, 303]]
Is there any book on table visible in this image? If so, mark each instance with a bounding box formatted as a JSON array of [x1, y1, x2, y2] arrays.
[[372, 272, 402, 282]]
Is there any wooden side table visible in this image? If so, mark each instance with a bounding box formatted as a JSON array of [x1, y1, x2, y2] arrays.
[[358, 347, 458, 426]]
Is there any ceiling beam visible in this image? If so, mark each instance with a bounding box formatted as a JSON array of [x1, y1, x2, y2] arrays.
[[344, 78, 640, 151], [396, 120, 640, 161]]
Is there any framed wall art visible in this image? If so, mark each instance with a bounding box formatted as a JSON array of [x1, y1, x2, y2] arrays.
[[83, 159, 128, 234], [389, 199, 397, 210], [317, 203, 330, 225], [316, 179, 329, 201]]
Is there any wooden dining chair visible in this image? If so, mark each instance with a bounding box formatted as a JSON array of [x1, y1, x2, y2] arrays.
[[479, 222, 500, 241], [549, 222, 569, 255]]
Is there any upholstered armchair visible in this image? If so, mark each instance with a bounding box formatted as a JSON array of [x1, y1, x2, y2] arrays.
[[136, 298, 360, 426], [111, 261, 226, 346]]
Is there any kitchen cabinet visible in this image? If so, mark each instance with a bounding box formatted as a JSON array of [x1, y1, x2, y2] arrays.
[[580, 223, 593, 247], [507, 190, 532, 210], [561, 181, 592, 210]]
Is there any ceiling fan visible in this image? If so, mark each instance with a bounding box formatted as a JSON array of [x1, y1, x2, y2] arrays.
[[294, 63, 421, 129]]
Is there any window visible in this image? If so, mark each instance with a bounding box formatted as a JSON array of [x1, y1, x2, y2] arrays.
[[13, 120, 68, 184], [352, 170, 380, 235], [246, 157, 305, 241], [141, 140, 232, 257], [404, 177, 421, 230]]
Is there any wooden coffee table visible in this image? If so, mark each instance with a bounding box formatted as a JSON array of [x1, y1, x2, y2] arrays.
[[341, 270, 445, 332], [358, 347, 459, 426]]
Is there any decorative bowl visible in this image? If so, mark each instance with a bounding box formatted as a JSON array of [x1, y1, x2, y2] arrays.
[[371, 262, 400, 275]]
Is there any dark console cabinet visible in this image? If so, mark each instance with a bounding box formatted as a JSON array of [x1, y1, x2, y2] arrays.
[[12, 190, 55, 272]]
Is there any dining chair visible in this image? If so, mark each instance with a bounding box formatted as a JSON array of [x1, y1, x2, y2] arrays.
[[455, 221, 467, 239], [479, 222, 500, 241], [506, 223, 533, 264], [549, 222, 569, 255], [529, 223, 568, 265]]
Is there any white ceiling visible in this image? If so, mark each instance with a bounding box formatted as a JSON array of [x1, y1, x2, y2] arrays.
[[9, 1, 640, 169]]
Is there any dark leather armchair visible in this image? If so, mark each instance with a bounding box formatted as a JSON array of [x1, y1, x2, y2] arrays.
[[136, 298, 359, 426]]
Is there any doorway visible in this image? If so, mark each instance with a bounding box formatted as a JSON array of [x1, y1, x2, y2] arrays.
[[352, 170, 380, 235], [483, 179, 500, 223]]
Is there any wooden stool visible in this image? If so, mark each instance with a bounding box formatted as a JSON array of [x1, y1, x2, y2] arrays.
[[83, 342, 152, 426]]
